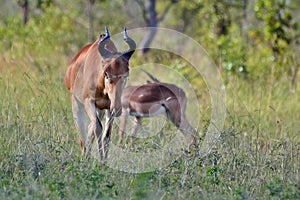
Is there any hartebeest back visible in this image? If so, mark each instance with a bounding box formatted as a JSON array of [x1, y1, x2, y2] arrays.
[[65, 27, 136, 161]]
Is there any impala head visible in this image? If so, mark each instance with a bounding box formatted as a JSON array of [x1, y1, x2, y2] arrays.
[[98, 27, 136, 116]]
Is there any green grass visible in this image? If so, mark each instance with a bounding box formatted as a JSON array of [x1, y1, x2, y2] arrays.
[[0, 41, 299, 199]]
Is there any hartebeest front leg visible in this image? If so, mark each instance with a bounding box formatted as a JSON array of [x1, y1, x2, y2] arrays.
[[71, 96, 87, 155], [83, 98, 103, 158], [100, 111, 114, 161]]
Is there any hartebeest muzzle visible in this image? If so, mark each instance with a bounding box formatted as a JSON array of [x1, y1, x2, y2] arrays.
[[105, 71, 129, 117]]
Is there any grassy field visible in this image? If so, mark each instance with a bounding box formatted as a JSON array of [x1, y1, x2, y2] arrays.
[[0, 47, 299, 200], [0, 1, 299, 198]]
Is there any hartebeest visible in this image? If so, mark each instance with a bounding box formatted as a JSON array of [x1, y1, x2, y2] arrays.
[[65, 27, 136, 161], [118, 70, 197, 147]]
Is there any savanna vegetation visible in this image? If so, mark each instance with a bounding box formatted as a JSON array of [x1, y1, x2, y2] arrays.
[[0, 0, 299, 199]]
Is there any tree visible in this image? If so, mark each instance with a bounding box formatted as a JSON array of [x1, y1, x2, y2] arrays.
[[255, 0, 299, 91], [134, 0, 178, 55], [16, 0, 53, 25], [255, 0, 292, 57], [17, 0, 29, 25], [86, 0, 95, 42]]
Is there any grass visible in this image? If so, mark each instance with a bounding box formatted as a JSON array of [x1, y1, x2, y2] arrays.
[[0, 48, 299, 200]]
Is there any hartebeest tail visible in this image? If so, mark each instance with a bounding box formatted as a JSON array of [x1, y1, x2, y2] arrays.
[[65, 27, 136, 161], [118, 71, 197, 147]]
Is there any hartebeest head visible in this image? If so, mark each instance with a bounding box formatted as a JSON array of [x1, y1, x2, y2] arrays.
[[98, 27, 136, 116]]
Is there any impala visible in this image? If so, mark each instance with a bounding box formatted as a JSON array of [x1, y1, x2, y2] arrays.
[[118, 70, 197, 146], [65, 27, 136, 161]]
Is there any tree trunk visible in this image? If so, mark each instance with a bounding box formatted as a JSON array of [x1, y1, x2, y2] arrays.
[[289, 53, 298, 93], [87, 0, 94, 43], [18, 0, 29, 25], [135, 0, 176, 55], [139, 0, 158, 55], [241, 0, 250, 40]]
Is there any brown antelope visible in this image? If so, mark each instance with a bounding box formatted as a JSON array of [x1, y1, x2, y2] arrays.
[[118, 70, 197, 147], [65, 27, 136, 161]]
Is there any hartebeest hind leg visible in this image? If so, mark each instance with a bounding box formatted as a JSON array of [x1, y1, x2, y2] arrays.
[[71, 96, 87, 154]]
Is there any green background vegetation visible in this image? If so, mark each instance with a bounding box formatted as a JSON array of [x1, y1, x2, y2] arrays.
[[0, 0, 299, 199]]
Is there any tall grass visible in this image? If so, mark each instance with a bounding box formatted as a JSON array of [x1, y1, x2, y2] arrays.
[[0, 49, 299, 199]]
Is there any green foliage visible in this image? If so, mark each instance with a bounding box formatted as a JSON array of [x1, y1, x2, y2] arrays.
[[131, 172, 156, 199], [35, 0, 53, 10], [255, 0, 298, 55], [253, 0, 300, 80], [0, 5, 86, 69], [218, 24, 248, 81], [266, 177, 300, 199]]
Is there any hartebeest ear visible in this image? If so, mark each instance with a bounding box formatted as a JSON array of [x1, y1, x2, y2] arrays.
[[98, 27, 113, 60], [122, 27, 136, 61]]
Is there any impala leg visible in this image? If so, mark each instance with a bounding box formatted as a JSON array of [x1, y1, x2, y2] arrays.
[[178, 98, 197, 146], [71, 96, 87, 155], [130, 116, 141, 145], [165, 99, 181, 128], [179, 116, 197, 146], [118, 109, 129, 144], [131, 116, 141, 137], [165, 99, 196, 146], [83, 98, 102, 158], [101, 111, 114, 161]]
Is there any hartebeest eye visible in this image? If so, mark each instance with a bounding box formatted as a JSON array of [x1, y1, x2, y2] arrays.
[[105, 76, 113, 85]]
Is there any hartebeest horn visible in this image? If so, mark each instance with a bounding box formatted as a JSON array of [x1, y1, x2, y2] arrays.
[[122, 26, 136, 61], [98, 27, 113, 60]]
